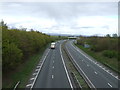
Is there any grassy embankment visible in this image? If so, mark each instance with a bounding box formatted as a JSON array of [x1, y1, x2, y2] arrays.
[[75, 44, 119, 74], [3, 45, 48, 88]]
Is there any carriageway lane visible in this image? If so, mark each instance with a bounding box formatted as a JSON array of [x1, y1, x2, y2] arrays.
[[33, 41, 72, 88], [65, 40, 119, 88]]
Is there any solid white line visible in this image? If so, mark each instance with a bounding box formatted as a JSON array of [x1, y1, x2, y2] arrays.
[[60, 44, 73, 89], [94, 71, 98, 74], [108, 83, 112, 87], [52, 75, 54, 79], [14, 81, 20, 90], [70, 42, 120, 80], [66, 46, 95, 88], [31, 49, 50, 89]]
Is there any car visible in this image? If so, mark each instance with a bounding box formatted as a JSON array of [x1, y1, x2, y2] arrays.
[[51, 42, 55, 49]]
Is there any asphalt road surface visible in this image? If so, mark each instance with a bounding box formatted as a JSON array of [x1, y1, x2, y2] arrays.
[[65, 40, 119, 88], [33, 40, 72, 88]]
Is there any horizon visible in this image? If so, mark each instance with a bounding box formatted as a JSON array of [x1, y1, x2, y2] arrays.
[[0, 2, 118, 36]]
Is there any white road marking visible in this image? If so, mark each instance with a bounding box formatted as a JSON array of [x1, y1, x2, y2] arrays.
[[53, 66, 54, 69], [53, 60, 54, 63], [37, 66, 41, 68], [108, 83, 112, 87], [106, 70, 109, 72], [94, 71, 98, 74], [33, 73, 37, 75], [35, 69, 39, 71], [87, 64, 89, 67], [52, 75, 54, 79], [26, 84, 32, 87], [31, 49, 50, 89], [60, 44, 73, 89], [115, 76, 118, 79], [66, 46, 95, 88], [95, 62, 97, 64], [30, 78, 35, 80], [70, 43, 120, 80], [14, 81, 20, 90]]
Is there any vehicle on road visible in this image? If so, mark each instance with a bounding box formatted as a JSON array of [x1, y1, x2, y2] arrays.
[[51, 42, 55, 49]]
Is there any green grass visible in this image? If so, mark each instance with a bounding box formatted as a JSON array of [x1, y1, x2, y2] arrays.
[[62, 42, 89, 88], [75, 44, 119, 74], [3, 46, 48, 88]]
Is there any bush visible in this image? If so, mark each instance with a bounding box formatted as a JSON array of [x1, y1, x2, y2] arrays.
[[1, 21, 53, 73], [2, 42, 23, 71], [102, 50, 117, 58]]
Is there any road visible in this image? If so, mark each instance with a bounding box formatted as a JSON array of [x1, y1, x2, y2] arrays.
[[33, 41, 72, 88], [65, 40, 119, 88]]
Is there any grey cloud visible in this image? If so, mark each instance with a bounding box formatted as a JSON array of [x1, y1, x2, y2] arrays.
[[1, 2, 117, 19], [0, 2, 118, 35]]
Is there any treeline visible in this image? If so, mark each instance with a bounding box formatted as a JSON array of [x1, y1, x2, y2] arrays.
[[1, 21, 55, 73], [77, 36, 118, 59]]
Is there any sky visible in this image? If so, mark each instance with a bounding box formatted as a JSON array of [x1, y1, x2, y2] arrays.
[[0, 2, 118, 36]]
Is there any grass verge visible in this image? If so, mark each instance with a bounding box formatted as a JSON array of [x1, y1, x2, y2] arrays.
[[62, 42, 89, 88], [3, 45, 49, 88], [75, 44, 119, 74]]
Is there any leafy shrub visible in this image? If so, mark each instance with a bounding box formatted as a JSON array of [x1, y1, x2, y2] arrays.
[[102, 50, 117, 58], [1, 21, 54, 72]]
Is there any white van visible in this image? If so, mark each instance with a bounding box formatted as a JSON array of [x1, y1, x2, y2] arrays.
[[51, 42, 55, 49]]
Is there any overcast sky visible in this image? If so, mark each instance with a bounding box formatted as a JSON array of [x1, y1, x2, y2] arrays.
[[0, 2, 118, 36]]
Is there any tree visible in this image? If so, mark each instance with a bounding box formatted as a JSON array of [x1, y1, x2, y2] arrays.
[[112, 34, 117, 37], [0, 20, 8, 29], [106, 34, 111, 37]]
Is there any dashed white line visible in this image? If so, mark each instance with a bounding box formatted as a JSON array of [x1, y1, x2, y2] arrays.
[[33, 73, 37, 75], [37, 66, 41, 68], [87, 64, 89, 67], [53, 60, 54, 63], [31, 49, 50, 88], [115, 76, 118, 79], [106, 70, 109, 72], [94, 62, 97, 64], [52, 66, 54, 69], [30, 78, 35, 80], [60, 44, 73, 89], [108, 83, 112, 87], [66, 46, 95, 88], [94, 71, 98, 74], [35, 69, 39, 71], [52, 75, 54, 79], [70, 42, 120, 80], [26, 84, 32, 87]]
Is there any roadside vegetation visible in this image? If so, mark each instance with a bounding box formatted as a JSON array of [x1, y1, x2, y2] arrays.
[[1, 21, 64, 88], [62, 42, 89, 88], [76, 35, 119, 74]]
